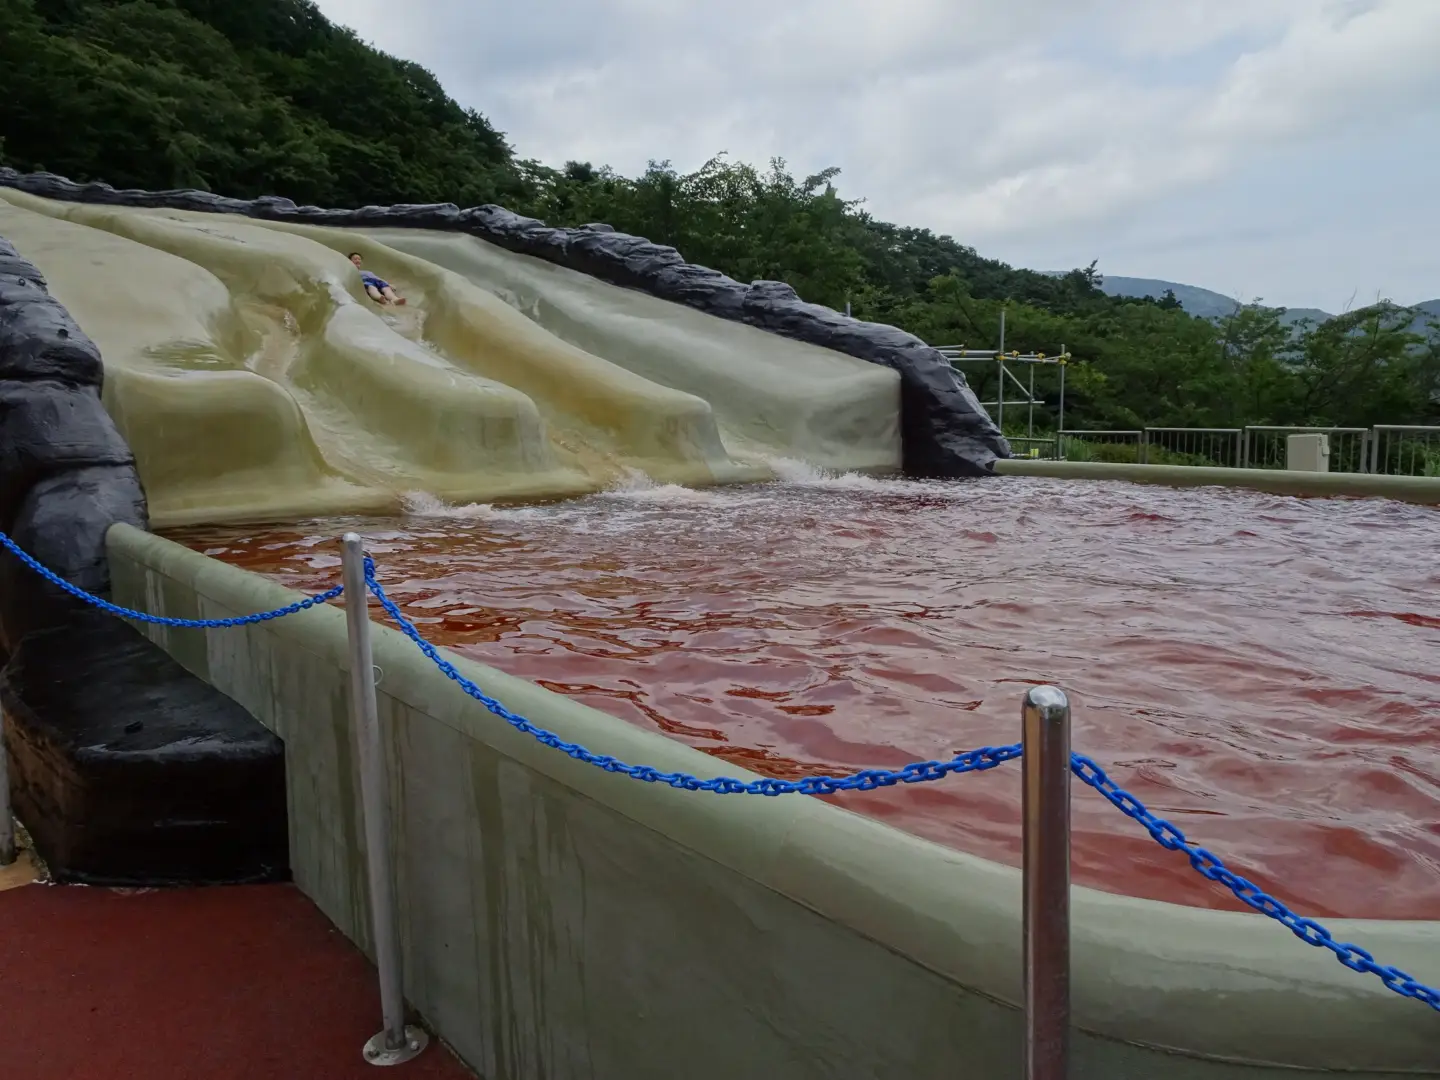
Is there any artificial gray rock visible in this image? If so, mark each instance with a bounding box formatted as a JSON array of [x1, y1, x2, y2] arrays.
[[0, 233, 287, 887]]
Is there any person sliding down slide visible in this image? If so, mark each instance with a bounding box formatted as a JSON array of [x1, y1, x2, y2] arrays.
[[348, 252, 407, 305]]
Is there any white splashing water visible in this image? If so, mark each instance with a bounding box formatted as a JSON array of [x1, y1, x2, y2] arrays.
[[400, 490, 498, 519], [401, 458, 945, 523], [764, 456, 903, 493], [600, 468, 728, 504]]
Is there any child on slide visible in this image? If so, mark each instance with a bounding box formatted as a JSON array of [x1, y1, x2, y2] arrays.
[[348, 252, 407, 305]]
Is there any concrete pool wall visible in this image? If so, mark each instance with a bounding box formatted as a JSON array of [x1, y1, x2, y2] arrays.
[[106, 522, 1440, 1079], [996, 459, 1440, 504]]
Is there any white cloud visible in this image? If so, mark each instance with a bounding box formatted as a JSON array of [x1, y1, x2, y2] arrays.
[[1106, 0, 1310, 56], [316, 0, 1440, 306], [1196, 0, 1440, 141]]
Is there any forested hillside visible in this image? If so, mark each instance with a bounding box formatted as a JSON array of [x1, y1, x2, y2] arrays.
[[3, 0, 1436, 433]]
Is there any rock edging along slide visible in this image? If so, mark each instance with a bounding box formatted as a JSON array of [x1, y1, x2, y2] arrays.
[[0, 167, 1010, 480], [0, 235, 146, 650], [0, 237, 288, 885]]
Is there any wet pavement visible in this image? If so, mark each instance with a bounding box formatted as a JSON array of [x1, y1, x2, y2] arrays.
[[0, 880, 474, 1079]]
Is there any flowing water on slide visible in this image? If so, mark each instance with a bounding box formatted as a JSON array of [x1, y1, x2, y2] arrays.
[[168, 467, 1440, 919]]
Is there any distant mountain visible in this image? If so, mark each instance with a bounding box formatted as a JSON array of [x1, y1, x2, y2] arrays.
[[1093, 275, 1332, 326], [1095, 275, 1245, 318], [1408, 299, 1440, 337], [1073, 274, 1439, 338]]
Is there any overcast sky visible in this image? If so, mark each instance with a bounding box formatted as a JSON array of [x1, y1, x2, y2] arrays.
[[316, 0, 1438, 310]]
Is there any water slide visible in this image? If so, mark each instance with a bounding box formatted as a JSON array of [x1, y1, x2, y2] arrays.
[[0, 167, 1004, 884], [0, 187, 912, 527]]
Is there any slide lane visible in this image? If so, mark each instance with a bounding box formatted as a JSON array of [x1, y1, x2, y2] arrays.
[[0, 189, 901, 525]]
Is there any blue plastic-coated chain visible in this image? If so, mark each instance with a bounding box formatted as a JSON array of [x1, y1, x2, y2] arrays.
[[363, 559, 1021, 793], [0, 531, 343, 628], [1072, 751, 1440, 1011], [4, 526, 1432, 1009]]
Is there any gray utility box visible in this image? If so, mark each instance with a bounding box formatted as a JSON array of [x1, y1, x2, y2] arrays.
[[1286, 432, 1331, 472]]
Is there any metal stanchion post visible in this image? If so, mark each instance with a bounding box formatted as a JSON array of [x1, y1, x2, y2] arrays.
[[0, 711, 15, 867], [1022, 685, 1071, 1080], [341, 533, 428, 1066]]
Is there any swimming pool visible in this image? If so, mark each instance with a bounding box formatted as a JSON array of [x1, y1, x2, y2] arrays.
[[167, 466, 1440, 920]]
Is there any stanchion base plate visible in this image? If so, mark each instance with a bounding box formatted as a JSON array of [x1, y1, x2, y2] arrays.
[[363, 1025, 429, 1066]]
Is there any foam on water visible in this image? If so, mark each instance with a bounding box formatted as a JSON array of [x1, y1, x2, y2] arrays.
[[765, 456, 884, 489], [402, 460, 959, 533], [400, 490, 498, 520], [600, 468, 729, 504], [762, 456, 955, 498]]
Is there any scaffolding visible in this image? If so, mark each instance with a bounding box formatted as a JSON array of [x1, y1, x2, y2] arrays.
[[935, 311, 1070, 439]]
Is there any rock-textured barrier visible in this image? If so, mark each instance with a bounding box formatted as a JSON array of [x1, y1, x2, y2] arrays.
[[0, 167, 1010, 477], [0, 235, 147, 647], [0, 235, 288, 885]]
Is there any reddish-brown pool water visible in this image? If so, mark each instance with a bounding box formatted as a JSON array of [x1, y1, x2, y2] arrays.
[[167, 469, 1440, 919]]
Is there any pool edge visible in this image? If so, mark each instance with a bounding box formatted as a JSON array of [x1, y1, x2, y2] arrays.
[[993, 459, 1440, 503], [103, 521, 1440, 1077]]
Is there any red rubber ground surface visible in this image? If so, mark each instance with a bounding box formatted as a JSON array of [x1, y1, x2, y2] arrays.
[[0, 882, 474, 1080]]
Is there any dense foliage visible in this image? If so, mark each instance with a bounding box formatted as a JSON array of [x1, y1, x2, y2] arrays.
[[4, 0, 1437, 437], [2, 0, 525, 207]]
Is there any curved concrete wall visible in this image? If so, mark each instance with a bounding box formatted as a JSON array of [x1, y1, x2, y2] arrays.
[[0, 167, 1008, 478], [995, 459, 1440, 504], [108, 523, 1440, 1079]]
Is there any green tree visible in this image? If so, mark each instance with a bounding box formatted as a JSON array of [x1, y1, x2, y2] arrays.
[[3, 0, 1435, 437]]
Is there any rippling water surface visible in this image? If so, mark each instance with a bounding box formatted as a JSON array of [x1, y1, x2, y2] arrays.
[[167, 467, 1440, 919]]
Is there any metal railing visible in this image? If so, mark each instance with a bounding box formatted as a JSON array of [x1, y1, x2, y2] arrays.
[[1142, 427, 1243, 467], [1007, 437, 1061, 460], [1023, 687, 1071, 1080], [1056, 430, 1143, 463], [1042, 424, 1440, 476], [1369, 425, 1440, 476], [1242, 427, 1370, 472], [342, 535, 430, 1066]]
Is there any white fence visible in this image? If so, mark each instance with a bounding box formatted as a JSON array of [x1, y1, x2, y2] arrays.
[[1369, 426, 1440, 476], [1042, 425, 1440, 476]]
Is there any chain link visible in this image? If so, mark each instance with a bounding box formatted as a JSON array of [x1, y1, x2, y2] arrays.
[[2, 529, 1434, 1012], [0, 531, 343, 627], [1071, 752, 1440, 1011], [363, 559, 1021, 794]]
